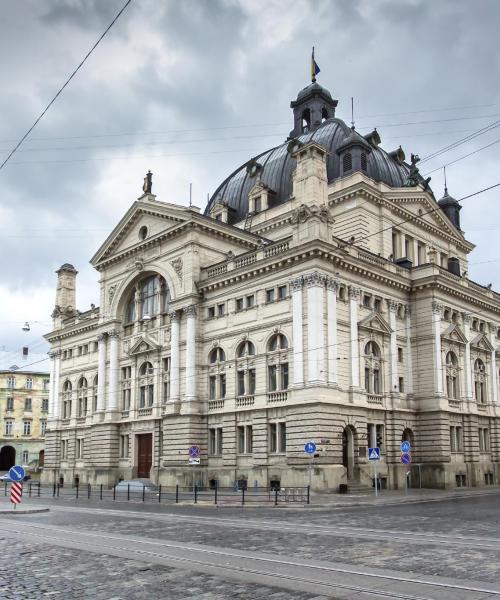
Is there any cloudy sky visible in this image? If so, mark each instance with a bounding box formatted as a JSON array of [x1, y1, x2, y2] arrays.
[[1, 0, 499, 356]]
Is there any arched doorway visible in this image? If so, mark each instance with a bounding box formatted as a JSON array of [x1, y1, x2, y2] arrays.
[[402, 428, 414, 448], [38, 450, 45, 467], [0, 445, 16, 471], [342, 426, 357, 480]]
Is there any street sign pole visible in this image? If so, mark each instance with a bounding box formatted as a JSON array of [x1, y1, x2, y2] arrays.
[[374, 460, 378, 498]]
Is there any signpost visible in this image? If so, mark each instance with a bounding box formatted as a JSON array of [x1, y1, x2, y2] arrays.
[[8, 465, 25, 482], [400, 442, 412, 495], [188, 446, 201, 492], [304, 442, 317, 487], [368, 447, 381, 497]]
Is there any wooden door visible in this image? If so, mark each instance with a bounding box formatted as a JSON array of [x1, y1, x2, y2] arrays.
[[136, 434, 152, 478]]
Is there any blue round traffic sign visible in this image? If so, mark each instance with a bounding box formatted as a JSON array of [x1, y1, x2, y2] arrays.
[[188, 445, 200, 458], [8, 465, 26, 482], [304, 442, 316, 454], [400, 452, 411, 465], [400, 441, 411, 453]]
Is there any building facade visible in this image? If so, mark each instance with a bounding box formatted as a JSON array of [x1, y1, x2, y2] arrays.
[[0, 351, 49, 473], [43, 80, 500, 491]]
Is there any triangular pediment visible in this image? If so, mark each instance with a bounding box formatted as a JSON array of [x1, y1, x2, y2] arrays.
[[442, 323, 468, 344], [358, 312, 392, 335], [128, 335, 160, 356], [470, 333, 494, 352], [91, 199, 190, 266]]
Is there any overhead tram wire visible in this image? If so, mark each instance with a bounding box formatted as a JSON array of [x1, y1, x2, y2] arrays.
[[0, 0, 133, 172], [424, 138, 500, 176]]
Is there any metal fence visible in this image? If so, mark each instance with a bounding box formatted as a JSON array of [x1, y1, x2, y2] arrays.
[[3, 481, 310, 506]]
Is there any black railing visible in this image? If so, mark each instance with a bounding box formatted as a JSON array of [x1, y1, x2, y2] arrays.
[[3, 480, 309, 506]]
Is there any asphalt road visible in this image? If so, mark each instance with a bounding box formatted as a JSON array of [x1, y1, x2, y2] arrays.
[[2, 492, 500, 599]]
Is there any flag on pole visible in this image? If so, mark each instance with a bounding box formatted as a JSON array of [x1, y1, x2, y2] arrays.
[[311, 47, 320, 82]]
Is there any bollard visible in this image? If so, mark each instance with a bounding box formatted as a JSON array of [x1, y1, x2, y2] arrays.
[[274, 488, 278, 506], [57, 483, 60, 497], [53, 482, 56, 497], [100, 484, 103, 500], [175, 484, 179, 504], [307, 485, 310, 505], [242, 487, 245, 506], [194, 485, 198, 504], [76, 483, 79, 499], [142, 485, 145, 502], [88, 483, 91, 499], [29, 483, 32, 497], [214, 485, 217, 505], [38, 482, 41, 497], [127, 484, 130, 501], [113, 486, 116, 501], [158, 485, 162, 503], [4, 481, 7, 496]]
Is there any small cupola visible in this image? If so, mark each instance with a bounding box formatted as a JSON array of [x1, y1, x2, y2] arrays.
[[336, 129, 372, 176], [289, 82, 338, 138], [438, 187, 462, 231]]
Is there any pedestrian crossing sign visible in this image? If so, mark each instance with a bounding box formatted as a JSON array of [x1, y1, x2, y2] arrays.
[[368, 447, 381, 460]]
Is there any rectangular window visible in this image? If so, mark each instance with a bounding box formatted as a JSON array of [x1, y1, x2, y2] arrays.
[[374, 298, 381, 313], [398, 347, 403, 362], [7, 377, 15, 389], [246, 294, 255, 308], [392, 231, 398, 259], [266, 288, 275, 303], [373, 370, 380, 394], [209, 428, 216, 454], [417, 242, 425, 265], [208, 306, 215, 319], [364, 368, 371, 393], [120, 434, 129, 458], [42, 398, 48, 412], [5, 420, 13, 435], [22, 450, 29, 463], [43, 379, 50, 391], [456, 426, 463, 451], [40, 420, 47, 436], [268, 365, 277, 391], [25, 397, 32, 411], [216, 427, 223, 454], [254, 196, 261, 213], [237, 371, 245, 396], [220, 374, 226, 399], [278, 422, 287, 453], [209, 376, 217, 400], [148, 384, 154, 407], [163, 357, 171, 372], [236, 298, 244, 312], [122, 388, 131, 410], [278, 285, 287, 300], [248, 369, 256, 394], [484, 428, 490, 451], [121, 366, 132, 379], [479, 428, 484, 452], [76, 438, 84, 459], [269, 423, 277, 453], [61, 440, 67, 460], [238, 426, 245, 454], [6, 397, 14, 411], [280, 363, 289, 390], [23, 421, 31, 436], [217, 303, 225, 317], [163, 380, 170, 403], [25, 378, 33, 389], [398, 377, 404, 393], [363, 295, 371, 308]]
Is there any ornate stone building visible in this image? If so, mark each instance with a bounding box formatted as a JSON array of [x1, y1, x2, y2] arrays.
[[44, 80, 500, 490]]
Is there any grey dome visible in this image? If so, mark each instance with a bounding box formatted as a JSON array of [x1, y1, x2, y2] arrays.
[[206, 118, 413, 223], [295, 81, 333, 102]]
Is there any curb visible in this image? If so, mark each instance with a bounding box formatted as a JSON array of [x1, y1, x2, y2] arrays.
[[0, 507, 50, 515]]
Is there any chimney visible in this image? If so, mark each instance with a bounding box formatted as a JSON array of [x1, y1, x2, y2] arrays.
[[52, 263, 78, 329]]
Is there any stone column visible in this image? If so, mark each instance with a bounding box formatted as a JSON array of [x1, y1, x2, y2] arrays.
[[184, 305, 197, 401], [405, 306, 414, 394], [169, 311, 180, 401], [326, 277, 338, 385], [53, 350, 61, 419], [305, 272, 326, 384], [463, 314, 472, 399], [96, 333, 107, 411], [48, 351, 56, 419], [290, 277, 304, 386], [107, 330, 119, 411], [388, 301, 398, 394], [349, 287, 361, 387], [489, 323, 498, 403], [432, 301, 443, 395]]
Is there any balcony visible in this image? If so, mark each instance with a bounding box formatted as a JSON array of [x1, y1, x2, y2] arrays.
[[267, 391, 288, 404], [208, 399, 225, 411], [121, 410, 130, 419], [137, 407, 153, 417], [236, 395, 254, 408], [61, 419, 71, 426], [367, 394, 383, 405]]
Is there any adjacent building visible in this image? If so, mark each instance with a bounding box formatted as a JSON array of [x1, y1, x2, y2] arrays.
[[0, 350, 49, 472], [43, 77, 500, 491]]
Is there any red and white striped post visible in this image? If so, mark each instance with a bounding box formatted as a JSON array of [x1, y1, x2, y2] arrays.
[[10, 482, 22, 509]]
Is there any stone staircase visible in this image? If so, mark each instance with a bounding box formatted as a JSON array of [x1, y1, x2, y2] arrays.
[[346, 481, 374, 495]]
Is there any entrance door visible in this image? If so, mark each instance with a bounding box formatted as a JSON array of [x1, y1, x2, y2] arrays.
[[0, 445, 16, 471], [342, 428, 355, 480], [136, 434, 152, 478]]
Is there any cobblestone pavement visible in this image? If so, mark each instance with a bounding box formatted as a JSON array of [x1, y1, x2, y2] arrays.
[[0, 539, 327, 600], [1, 492, 500, 598]]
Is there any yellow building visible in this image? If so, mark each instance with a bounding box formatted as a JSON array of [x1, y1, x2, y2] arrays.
[[0, 349, 49, 473]]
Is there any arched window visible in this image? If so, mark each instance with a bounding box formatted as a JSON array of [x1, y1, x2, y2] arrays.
[[92, 375, 98, 412], [445, 352, 459, 399], [301, 109, 311, 133], [237, 340, 256, 358], [474, 358, 487, 403], [62, 380, 72, 419], [364, 341, 381, 394], [209, 347, 226, 364], [124, 275, 170, 323], [268, 334, 288, 351], [343, 152, 352, 173], [139, 362, 154, 376], [321, 107, 329, 123], [77, 377, 88, 417], [63, 380, 72, 392]]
